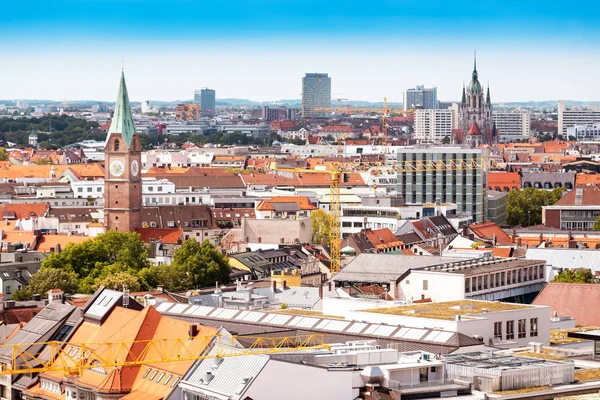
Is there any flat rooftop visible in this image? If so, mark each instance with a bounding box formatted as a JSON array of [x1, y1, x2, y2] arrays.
[[368, 300, 533, 320], [445, 351, 572, 371]]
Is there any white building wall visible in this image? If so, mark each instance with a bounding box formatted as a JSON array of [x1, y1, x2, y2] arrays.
[[399, 270, 465, 302], [558, 100, 600, 136], [244, 359, 357, 400], [414, 109, 455, 143], [493, 109, 531, 142]]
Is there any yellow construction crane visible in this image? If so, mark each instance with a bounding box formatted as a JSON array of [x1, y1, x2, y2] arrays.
[[270, 158, 496, 274], [0, 333, 329, 376]]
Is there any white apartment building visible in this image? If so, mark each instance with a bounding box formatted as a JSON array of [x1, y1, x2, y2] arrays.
[[567, 123, 600, 141], [414, 109, 455, 143], [558, 100, 600, 137], [141, 149, 214, 170], [278, 127, 308, 141], [493, 109, 531, 142]]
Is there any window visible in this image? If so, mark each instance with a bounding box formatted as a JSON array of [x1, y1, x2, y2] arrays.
[[5, 286, 11, 294], [431, 366, 437, 373], [77, 188, 83, 192], [114, 139, 120, 151], [149, 370, 158, 381], [53, 325, 73, 341], [530, 318, 538, 337], [143, 368, 152, 379], [87, 187, 92, 192], [156, 372, 165, 383], [506, 320, 514, 340], [422, 280, 428, 290], [518, 319, 526, 338], [148, 187, 153, 192], [163, 375, 172, 385], [494, 321, 502, 339]]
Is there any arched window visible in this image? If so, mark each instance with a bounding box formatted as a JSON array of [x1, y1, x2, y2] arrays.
[[114, 139, 120, 151]]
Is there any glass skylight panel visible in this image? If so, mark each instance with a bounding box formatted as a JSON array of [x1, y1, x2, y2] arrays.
[[345, 323, 368, 334]]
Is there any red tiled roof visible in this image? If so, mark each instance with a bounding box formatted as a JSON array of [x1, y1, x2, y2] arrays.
[[256, 196, 317, 211], [533, 283, 600, 326], [487, 172, 520, 191], [555, 184, 600, 206], [364, 228, 404, 249], [467, 122, 482, 135], [320, 125, 353, 133], [468, 221, 513, 245], [0, 203, 48, 219], [135, 228, 182, 244]]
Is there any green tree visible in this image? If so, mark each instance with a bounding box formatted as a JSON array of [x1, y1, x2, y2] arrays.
[[139, 264, 189, 292], [311, 208, 333, 245], [41, 231, 150, 293], [594, 217, 600, 231], [12, 268, 79, 300], [552, 268, 596, 283], [0, 148, 8, 161], [34, 157, 54, 165], [94, 271, 141, 292], [506, 187, 565, 226], [170, 239, 231, 289], [441, 136, 451, 144]]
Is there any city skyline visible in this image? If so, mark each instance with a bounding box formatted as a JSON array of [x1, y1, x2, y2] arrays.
[[1, 0, 600, 102]]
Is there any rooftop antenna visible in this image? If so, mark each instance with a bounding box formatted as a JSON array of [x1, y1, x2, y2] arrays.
[[122, 284, 129, 308]]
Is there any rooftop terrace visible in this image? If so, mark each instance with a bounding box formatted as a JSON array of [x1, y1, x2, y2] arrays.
[[369, 300, 533, 320]]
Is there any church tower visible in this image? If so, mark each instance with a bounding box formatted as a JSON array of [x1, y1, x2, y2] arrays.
[[104, 71, 142, 232], [457, 52, 494, 146]]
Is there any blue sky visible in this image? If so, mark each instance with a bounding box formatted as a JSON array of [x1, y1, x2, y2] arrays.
[[1, 0, 600, 102]]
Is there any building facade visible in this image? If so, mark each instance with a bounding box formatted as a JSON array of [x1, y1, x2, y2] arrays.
[[396, 147, 488, 222], [195, 88, 216, 117], [104, 72, 143, 232], [403, 85, 438, 110], [456, 54, 494, 146], [414, 109, 456, 143], [558, 100, 600, 137], [567, 123, 600, 141], [302, 73, 331, 118], [175, 103, 200, 121], [493, 109, 531, 142]]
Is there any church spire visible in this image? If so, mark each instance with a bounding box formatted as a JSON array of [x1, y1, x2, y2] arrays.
[[472, 50, 478, 81], [462, 82, 466, 105], [486, 83, 491, 105], [107, 71, 136, 149]]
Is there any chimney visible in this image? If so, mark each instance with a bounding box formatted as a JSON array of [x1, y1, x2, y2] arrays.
[[280, 237, 284, 244], [156, 285, 164, 293], [328, 282, 332, 292], [516, 237, 522, 247], [56, 243, 62, 253], [272, 280, 277, 292], [47, 289, 64, 304], [258, 237, 262, 243], [319, 285, 323, 299], [282, 280, 287, 290], [49, 247, 55, 253], [4, 300, 15, 309], [462, 225, 468, 237], [468, 233, 475, 241], [421, 294, 425, 300], [189, 324, 199, 338]]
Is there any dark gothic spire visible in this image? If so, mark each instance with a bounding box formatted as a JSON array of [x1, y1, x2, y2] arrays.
[[461, 83, 466, 105], [486, 83, 491, 105]]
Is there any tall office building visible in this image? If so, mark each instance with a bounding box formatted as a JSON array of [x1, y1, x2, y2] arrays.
[[414, 109, 456, 143], [403, 85, 437, 111], [493, 109, 531, 142], [302, 73, 331, 118], [194, 88, 216, 117], [396, 147, 488, 222], [557, 100, 600, 137]]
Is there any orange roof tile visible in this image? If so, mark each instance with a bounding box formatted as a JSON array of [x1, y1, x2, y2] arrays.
[[34, 234, 90, 253], [576, 174, 600, 186], [0, 203, 48, 219], [487, 172, 520, 190], [239, 173, 300, 187], [2, 231, 36, 248], [136, 228, 182, 244], [364, 228, 403, 249], [469, 222, 513, 245], [467, 122, 482, 135], [256, 196, 317, 211], [555, 184, 600, 206]]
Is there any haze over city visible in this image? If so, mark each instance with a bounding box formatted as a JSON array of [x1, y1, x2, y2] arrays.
[[2, 0, 600, 102]]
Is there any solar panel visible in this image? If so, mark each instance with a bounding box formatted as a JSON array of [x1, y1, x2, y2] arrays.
[[218, 309, 239, 319], [192, 306, 214, 316], [209, 308, 227, 318], [394, 327, 411, 338], [402, 328, 429, 340], [373, 326, 397, 337], [184, 305, 200, 315], [270, 315, 292, 325], [324, 320, 351, 332], [363, 325, 381, 335], [169, 304, 189, 314], [235, 311, 249, 320], [288, 317, 303, 326], [345, 323, 368, 334], [423, 331, 441, 342], [261, 314, 276, 324], [243, 312, 265, 322], [295, 317, 319, 329], [155, 302, 173, 313], [431, 331, 454, 343], [315, 320, 330, 330]]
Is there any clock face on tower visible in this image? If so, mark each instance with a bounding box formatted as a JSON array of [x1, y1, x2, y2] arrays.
[[109, 159, 125, 177], [130, 160, 139, 177]]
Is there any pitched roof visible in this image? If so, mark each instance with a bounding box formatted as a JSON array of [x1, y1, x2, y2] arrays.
[[468, 221, 513, 245], [487, 171, 521, 190], [35, 234, 90, 253], [107, 71, 137, 148], [532, 283, 600, 326], [467, 122, 482, 135], [0, 203, 48, 219], [256, 196, 317, 211], [364, 228, 404, 250], [555, 184, 600, 206], [136, 228, 182, 244]]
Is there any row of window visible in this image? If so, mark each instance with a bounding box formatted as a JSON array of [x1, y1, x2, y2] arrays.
[[494, 318, 538, 340], [142, 368, 180, 387], [465, 265, 544, 293]]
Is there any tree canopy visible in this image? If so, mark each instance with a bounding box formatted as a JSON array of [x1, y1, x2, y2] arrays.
[[311, 208, 333, 245], [506, 187, 565, 227], [140, 239, 231, 291], [552, 268, 596, 283], [12, 268, 79, 301]]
